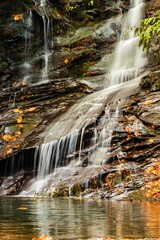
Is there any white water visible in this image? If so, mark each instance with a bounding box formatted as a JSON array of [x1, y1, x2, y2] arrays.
[[21, 11, 32, 85], [107, 0, 146, 86], [34, 0, 52, 80], [21, 0, 147, 195]]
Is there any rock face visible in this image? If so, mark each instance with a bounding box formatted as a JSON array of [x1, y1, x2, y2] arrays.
[[0, 0, 159, 200], [0, 0, 126, 159]]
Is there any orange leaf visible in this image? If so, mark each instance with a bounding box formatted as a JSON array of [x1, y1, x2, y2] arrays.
[[15, 131, 21, 137], [16, 117, 23, 123], [13, 14, 23, 21], [151, 124, 156, 129], [6, 144, 11, 149], [64, 58, 69, 64], [14, 144, 20, 149], [17, 207, 28, 210], [32, 235, 53, 240], [134, 131, 141, 137], [145, 99, 152, 105], [25, 107, 36, 113], [7, 149, 13, 154], [13, 108, 23, 114], [1, 134, 13, 141], [125, 126, 132, 134], [148, 138, 154, 143]]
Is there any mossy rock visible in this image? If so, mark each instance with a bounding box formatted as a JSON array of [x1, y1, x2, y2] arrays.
[[52, 188, 69, 197], [70, 184, 84, 196]]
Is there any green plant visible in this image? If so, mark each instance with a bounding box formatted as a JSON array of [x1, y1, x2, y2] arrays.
[[88, 0, 94, 7], [135, 10, 160, 53]]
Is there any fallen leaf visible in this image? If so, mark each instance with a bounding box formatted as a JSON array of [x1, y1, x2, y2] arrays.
[[15, 130, 21, 137], [32, 234, 54, 240], [1, 134, 13, 141], [125, 126, 132, 134], [17, 207, 28, 210], [14, 144, 20, 149], [13, 108, 23, 114], [152, 124, 156, 129], [25, 107, 36, 113], [64, 58, 69, 64], [7, 149, 13, 154], [13, 14, 23, 21], [134, 131, 141, 137], [145, 99, 152, 105], [16, 117, 23, 123]]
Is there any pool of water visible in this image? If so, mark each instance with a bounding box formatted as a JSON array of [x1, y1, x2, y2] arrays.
[[0, 198, 160, 240]]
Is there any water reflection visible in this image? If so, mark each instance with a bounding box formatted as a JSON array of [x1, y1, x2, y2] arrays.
[[0, 198, 160, 240]]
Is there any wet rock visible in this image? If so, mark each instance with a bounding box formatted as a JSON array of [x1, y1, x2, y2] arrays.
[[52, 188, 69, 197]]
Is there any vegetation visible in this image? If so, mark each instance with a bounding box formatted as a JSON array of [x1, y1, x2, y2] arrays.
[[135, 10, 160, 53]]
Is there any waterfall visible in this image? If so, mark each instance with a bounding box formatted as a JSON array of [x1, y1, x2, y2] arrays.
[[22, 11, 32, 85], [21, 0, 147, 195], [107, 0, 147, 86], [25, 11, 32, 61], [33, 0, 52, 81], [35, 132, 79, 180], [40, 0, 52, 81], [19, 0, 52, 86]]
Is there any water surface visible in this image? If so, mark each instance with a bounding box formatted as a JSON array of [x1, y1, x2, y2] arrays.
[[0, 198, 160, 239]]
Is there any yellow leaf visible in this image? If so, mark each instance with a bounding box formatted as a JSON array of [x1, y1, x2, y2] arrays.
[[7, 149, 13, 154], [32, 235, 53, 240], [6, 144, 11, 149], [25, 107, 36, 113], [14, 144, 20, 149], [28, 107, 36, 112], [13, 14, 23, 21], [16, 117, 23, 123], [13, 108, 23, 114], [15, 130, 21, 137], [17, 207, 28, 210], [64, 58, 69, 64], [145, 99, 152, 105], [1, 134, 13, 141], [55, 12, 61, 17]]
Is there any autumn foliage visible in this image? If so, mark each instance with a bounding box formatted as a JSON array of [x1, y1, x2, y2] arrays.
[[141, 161, 160, 199], [0, 107, 36, 155], [32, 234, 53, 240], [13, 14, 23, 21]]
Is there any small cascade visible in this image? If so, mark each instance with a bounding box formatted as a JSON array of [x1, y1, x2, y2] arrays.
[[42, 16, 51, 80], [34, 0, 52, 81], [21, 0, 147, 196], [34, 131, 79, 180], [25, 11, 33, 60], [107, 0, 147, 86], [22, 10, 33, 85], [19, 0, 53, 85]]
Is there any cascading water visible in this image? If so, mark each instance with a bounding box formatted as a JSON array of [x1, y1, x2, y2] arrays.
[[107, 0, 147, 86], [21, 0, 147, 196], [22, 11, 33, 85], [36, 0, 52, 81], [21, 0, 52, 85]]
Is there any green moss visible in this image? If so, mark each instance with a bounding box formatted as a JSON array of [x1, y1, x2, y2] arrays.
[[52, 188, 69, 197], [70, 184, 83, 197]]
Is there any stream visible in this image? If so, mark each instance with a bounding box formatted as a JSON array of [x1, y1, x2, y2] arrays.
[[0, 198, 160, 240]]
